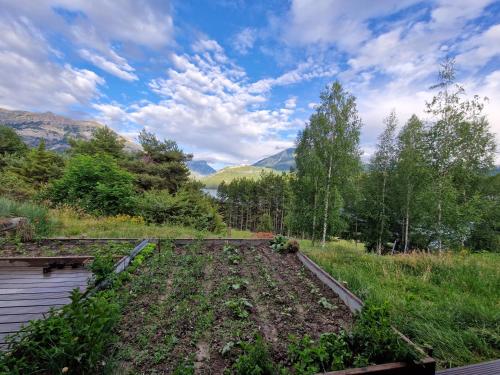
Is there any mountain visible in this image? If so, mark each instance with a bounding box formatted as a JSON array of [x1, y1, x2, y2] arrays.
[[199, 165, 275, 189], [0, 108, 139, 152], [253, 147, 295, 171], [187, 160, 216, 176]]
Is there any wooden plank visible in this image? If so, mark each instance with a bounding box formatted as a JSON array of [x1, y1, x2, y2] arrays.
[[0, 269, 88, 275], [0, 280, 87, 288], [0, 286, 86, 294], [0, 276, 89, 289], [0, 298, 70, 308], [0, 292, 71, 301], [437, 359, 500, 375], [0, 322, 29, 334], [0, 305, 60, 315], [0, 313, 44, 324]]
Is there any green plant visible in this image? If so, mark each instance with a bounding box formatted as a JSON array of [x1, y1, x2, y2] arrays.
[[232, 335, 278, 375], [225, 298, 253, 319], [88, 253, 116, 285], [0, 197, 54, 238], [0, 290, 120, 374], [288, 332, 352, 374], [286, 303, 421, 374], [270, 235, 288, 253], [224, 245, 242, 264], [285, 239, 300, 253]]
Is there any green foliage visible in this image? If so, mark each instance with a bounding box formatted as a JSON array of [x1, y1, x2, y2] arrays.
[[0, 196, 54, 237], [301, 241, 500, 367], [69, 126, 125, 158], [288, 332, 352, 374], [224, 297, 253, 319], [0, 125, 27, 156], [88, 253, 116, 284], [270, 234, 288, 252], [288, 304, 420, 374], [0, 290, 120, 374], [138, 188, 224, 232], [14, 140, 64, 187], [47, 154, 137, 216], [232, 335, 278, 375], [126, 129, 191, 193], [351, 303, 419, 365], [257, 212, 273, 232], [217, 171, 290, 233]]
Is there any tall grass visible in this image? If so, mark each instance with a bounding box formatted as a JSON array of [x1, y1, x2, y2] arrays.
[[0, 197, 54, 237], [50, 206, 253, 239], [300, 240, 500, 368]]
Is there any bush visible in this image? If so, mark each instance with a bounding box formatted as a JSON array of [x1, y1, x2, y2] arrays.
[[0, 290, 120, 374], [232, 335, 278, 375], [0, 196, 54, 237], [47, 154, 137, 216], [138, 189, 224, 232]]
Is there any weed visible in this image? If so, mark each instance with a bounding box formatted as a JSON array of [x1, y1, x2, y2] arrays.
[[225, 298, 254, 319], [88, 253, 116, 285]]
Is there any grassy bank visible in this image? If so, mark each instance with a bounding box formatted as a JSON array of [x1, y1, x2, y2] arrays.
[[50, 207, 253, 239], [300, 240, 500, 368]]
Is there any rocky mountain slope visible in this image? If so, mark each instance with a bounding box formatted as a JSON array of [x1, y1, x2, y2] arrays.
[[0, 108, 138, 152], [187, 160, 216, 176], [252, 147, 295, 171]]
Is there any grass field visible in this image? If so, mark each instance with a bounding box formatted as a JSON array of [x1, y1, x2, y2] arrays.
[[50, 207, 253, 239], [300, 240, 500, 369], [198, 165, 275, 188]]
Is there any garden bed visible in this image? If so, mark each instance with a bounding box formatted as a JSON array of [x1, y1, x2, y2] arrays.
[[111, 241, 433, 374]]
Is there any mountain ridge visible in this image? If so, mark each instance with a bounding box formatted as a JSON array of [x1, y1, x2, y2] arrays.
[[0, 108, 139, 152], [252, 147, 296, 171]]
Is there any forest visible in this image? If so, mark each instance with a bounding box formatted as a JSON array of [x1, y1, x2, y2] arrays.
[[218, 59, 499, 253]]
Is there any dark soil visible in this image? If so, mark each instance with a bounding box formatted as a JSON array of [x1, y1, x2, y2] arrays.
[[0, 239, 136, 257], [113, 242, 354, 374]]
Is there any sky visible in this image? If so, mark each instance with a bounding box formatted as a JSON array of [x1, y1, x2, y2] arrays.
[[0, 0, 499, 168]]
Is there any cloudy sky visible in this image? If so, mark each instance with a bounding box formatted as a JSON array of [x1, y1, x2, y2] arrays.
[[0, 0, 499, 167]]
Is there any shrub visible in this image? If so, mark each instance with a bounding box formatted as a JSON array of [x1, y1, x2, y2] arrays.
[[0, 196, 54, 238], [0, 290, 120, 374], [286, 239, 300, 253], [232, 335, 278, 375], [47, 154, 137, 216], [88, 253, 116, 285], [138, 188, 224, 232], [270, 234, 288, 253]]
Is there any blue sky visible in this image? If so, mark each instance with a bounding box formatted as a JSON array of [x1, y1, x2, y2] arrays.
[[0, 0, 499, 167]]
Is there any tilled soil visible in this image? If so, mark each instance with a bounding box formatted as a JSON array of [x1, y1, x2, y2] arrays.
[[114, 242, 353, 374]]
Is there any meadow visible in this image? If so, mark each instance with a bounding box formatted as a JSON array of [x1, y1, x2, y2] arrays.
[[300, 240, 500, 368]]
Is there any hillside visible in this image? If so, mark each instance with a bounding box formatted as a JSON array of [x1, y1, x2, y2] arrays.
[[0, 108, 139, 152], [199, 165, 274, 188], [253, 147, 295, 171]]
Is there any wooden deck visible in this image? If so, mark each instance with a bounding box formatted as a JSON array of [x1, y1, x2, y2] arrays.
[[437, 359, 500, 375], [0, 265, 91, 349]]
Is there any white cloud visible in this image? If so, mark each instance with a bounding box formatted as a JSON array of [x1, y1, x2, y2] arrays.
[[457, 24, 500, 69], [0, 15, 103, 113], [233, 28, 257, 54], [93, 40, 338, 164], [79, 49, 138, 81]]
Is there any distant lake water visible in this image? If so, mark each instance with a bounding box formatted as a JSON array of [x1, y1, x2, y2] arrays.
[[202, 188, 218, 198]]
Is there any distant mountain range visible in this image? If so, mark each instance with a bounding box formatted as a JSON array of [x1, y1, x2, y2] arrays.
[[252, 147, 296, 171], [0, 108, 138, 152], [187, 160, 216, 176]]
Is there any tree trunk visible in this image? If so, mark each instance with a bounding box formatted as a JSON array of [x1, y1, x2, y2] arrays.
[[377, 172, 387, 255], [404, 184, 410, 253], [322, 154, 333, 247], [312, 177, 318, 245]]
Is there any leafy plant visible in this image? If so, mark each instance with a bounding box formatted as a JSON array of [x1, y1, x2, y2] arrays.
[[0, 290, 120, 374], [88, 253, 116, 285], [225, 298, 253, 319], [232, 335, 279, 375], [270, 235, 288, 253]]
